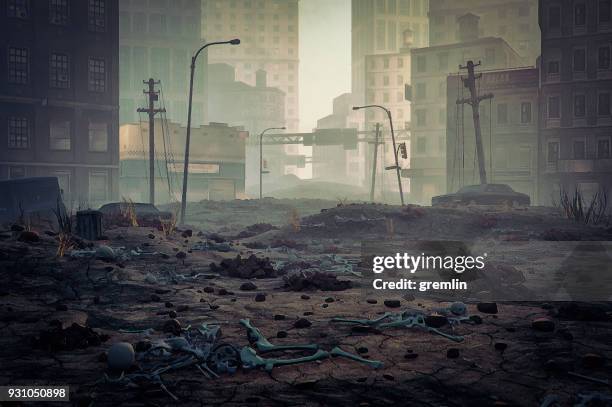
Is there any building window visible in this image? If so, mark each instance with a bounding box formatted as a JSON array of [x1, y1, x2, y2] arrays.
[[600, 0, 611, 23], [574, 3, 586, 26], [88, 122, 108, 152], [416, 83, 426, 99], [7, 0, 29, 19], [599, 92, 611, 116], [416, 110, 427, 126], [548, 96, 561, 118], [383, 57, 389, 69], [573, 139, 586, 159], [88, 0, 106, 32], [547, 142, 559, 163], [573, 48, 586, 72], [598, 138, 611, 158], [438, 53, 448, 70], [50, 53, 70, 88], [574, 94, 586, 117], [88, 58, 106, 92], [397, 57, 403, 68], [383, 76, 390, 86], [497, 103, 508, 124], [416, 137, 426, 153], [89, 171, 108, 202], [416, 56, 426, 72], [598, 46, 611, 70], [49, 0, 69, 25], [8, 47, 29, 84], [520, 102, 532, 124], [9, 167, 26, 178], [548, 60, 560, 75], [549, 6, 561, 29], [49, 121, 71, 150], [8, 116, 29, 149]]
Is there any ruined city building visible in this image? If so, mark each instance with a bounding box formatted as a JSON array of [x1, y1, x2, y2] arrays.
[[538, 0, 612, 204], [0, 0, 120, 208]]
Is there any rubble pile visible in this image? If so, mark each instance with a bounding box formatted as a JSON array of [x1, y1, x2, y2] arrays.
[[209, 254, 277, 278], [283, 270, 352, 291], [32, 322, 109, 352]]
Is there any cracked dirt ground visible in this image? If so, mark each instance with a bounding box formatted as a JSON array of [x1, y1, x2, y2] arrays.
[[1, 200, 611, 406]]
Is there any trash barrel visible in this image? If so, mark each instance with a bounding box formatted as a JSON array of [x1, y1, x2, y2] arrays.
[[76, 210, 103, 240]]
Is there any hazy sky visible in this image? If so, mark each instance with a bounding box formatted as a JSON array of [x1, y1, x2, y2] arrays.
[[299, 0, 351, 132]]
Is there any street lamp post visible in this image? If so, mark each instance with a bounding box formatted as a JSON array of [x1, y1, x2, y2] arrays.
[[353, 105, 405, 205], [179, 39, 240, 225], [259, 127, 286, 199]]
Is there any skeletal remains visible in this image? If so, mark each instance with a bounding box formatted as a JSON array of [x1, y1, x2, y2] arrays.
[[102, 319, 382, 400], [331, 302, 476, 343]]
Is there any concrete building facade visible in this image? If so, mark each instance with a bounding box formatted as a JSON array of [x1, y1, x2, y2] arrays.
[[120, 120, 247, 203], [201, 0, 299, 133], [538, 0, 612, 204], [429, 0, 541, 66], [118, 0, 206, 127], [447, 67, 540, 202], [352, 0, 429, 102], [407, 13, 525, 204], [0, 0, 120, 209]]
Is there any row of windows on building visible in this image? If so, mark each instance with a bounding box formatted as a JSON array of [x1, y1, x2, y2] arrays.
[[546, 46, 611, 76], [7, 117, 109, 152], [374, 0, 427, 17], [368, 73, 406, 88], [7, 0, 108, 32], [6, 167, 110, 203], [217, 0, 296, 12], [7, 47, 107, 92], [119, 12, 199, 37], [414, 49, 499, 74], [414, 102, 534, 128], [547, 93, 611, 119], [369, 56, 405, 70], [547, 1, 611, 30], [547, 137, 611, 162]]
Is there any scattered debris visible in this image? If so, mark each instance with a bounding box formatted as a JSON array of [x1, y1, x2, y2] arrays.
[[283, 270, 352, 291], [210, 254, 276, 279]]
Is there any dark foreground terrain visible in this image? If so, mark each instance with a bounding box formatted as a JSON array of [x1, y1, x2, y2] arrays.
[[1, 199, 611, 406]]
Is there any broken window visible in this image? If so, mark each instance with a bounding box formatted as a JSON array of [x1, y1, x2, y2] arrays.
[[88, 58, 106, 92], [7, 0, 28, 19], [8, 116, 29, 149], [50, 53, 70, 89], [49, 120, 71, 150], [88, 122, 108, 152], [8, 47, 29, 84], [49, 0, 69, 25], [88, 0, 106, 32]]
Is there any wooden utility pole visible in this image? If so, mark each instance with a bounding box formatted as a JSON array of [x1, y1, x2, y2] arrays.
[[456, 61, 493, 185], [137, 78, 165, 205], [369, 123, 381, 202]]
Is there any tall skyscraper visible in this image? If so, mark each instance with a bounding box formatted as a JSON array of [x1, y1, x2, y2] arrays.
[[118, 0, 206, 127], [201, 0, 299, 132], [351, 0, 429, 102]]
